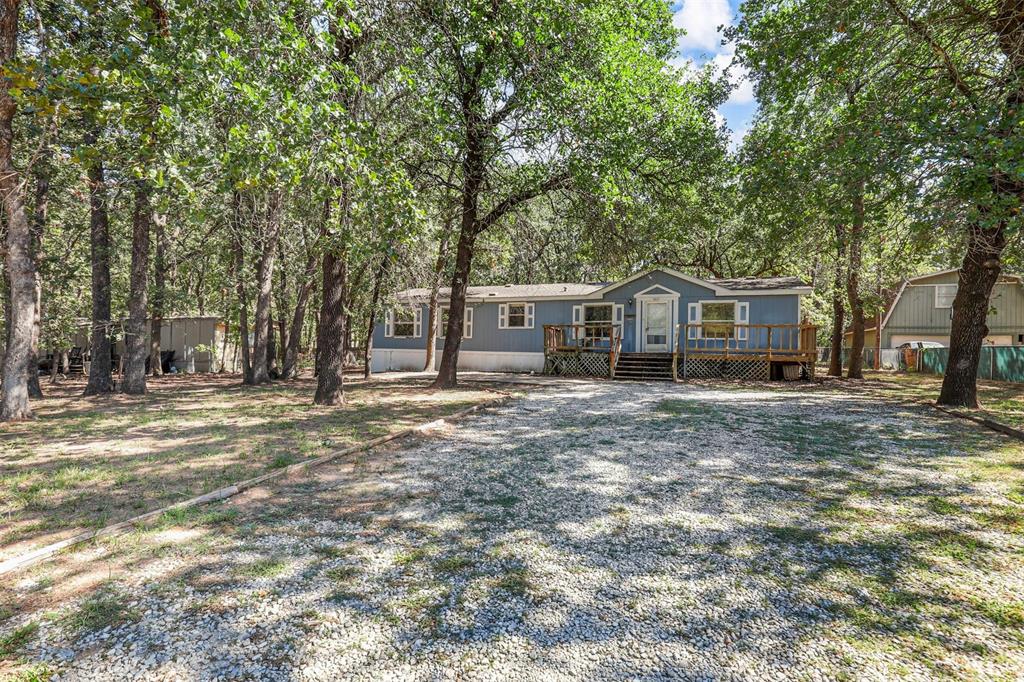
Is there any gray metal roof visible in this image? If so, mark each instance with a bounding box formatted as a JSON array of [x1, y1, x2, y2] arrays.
[[396, 283, 608, 302], [395, 274, 809, 302]]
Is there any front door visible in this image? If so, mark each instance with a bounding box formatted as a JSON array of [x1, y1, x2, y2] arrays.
[[643, 300, 670, 352]]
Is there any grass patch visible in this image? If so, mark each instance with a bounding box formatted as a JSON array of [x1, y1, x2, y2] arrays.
[[906, 526, 990, 563], [765, 524, 822, 544], [971, 597, 1024, 629], [4, 663, 53, 681], [312, 544, 351, 559], [0, 621, 38, 658], [154, 505, 239, 529], [394, 547, 433, 567], [976, 505, 1024, 533], [925, 496, 961, 516], [433, 555, 475, 574], [655, 399, 722, 417], [236, 557, 289, 579], [495, 567, 531, 596], [61, 588, 138, 635], [324, 565, 359, 582]]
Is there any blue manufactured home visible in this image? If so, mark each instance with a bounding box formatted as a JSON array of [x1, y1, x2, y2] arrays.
[[371, 267, 815, 380]]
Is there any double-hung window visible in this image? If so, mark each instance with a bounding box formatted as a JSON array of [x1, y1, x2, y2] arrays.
[[386, 307, 421, 338], [701, 302, 736, 339], [583, 304, 613, 344], [935, 284, 957, 309], [499, 302, 534, 329], [437, 306, 473, 338]]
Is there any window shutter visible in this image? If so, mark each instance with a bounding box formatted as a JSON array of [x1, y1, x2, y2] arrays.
[[736, 302, 749, 341], [413, 308, 422, 338], [464, 307, 473, 339], [525, 303, 535, 329], [572, 305, 582, 339], [498, 303, 508, 329], [385, 309, 393, 338], [687, 303, 701, 340]]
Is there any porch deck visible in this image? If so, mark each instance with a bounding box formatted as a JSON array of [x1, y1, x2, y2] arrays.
[[542, 324, 621, 378], [542, 323, 817, 381], [673, 323, 817, 381]]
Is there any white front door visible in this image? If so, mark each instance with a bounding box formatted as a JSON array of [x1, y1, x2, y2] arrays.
[[642, 300, 670, 352]]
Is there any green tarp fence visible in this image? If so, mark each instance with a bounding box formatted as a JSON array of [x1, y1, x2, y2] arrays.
[[919, 346, 1024, 383]]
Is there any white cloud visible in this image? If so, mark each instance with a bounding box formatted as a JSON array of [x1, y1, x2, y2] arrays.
[[712, 52, 754, 105], [672, 0, 755, 147], [673, 0, 732, 52]]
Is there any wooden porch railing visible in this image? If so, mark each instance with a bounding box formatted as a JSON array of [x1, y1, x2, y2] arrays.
[[673, 323, 817, 376], [543, 324, 620, 378]]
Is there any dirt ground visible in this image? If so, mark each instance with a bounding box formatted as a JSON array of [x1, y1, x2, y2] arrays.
[[1, 380, 1021, 680], [0, 373, 503, 564]]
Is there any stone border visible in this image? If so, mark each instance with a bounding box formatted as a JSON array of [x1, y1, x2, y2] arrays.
[[0, 392, 513, 577]]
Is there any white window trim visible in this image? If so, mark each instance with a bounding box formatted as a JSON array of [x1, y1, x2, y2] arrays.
[[437, 306, 473, 339], [581, 303, 615, 342], [687, 302, 701, 340], [389, 307, 421, 338], [697, 300, 744, 341], [499, 301, 534, 329], [935, 284, 957, 309]]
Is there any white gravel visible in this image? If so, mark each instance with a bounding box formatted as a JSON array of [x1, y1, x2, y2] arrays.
[[5, 381, 1023, 681]]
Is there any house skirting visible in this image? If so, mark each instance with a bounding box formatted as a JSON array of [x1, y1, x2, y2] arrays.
[[543, 350, 611, 377], [676, 356, 815, 381], [371, 349, 545, 374]]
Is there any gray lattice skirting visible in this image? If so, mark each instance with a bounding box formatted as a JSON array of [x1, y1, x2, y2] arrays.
[[681, 357, 770, 381], [679, 357, 813, 381], [543, 352, 610, 377]]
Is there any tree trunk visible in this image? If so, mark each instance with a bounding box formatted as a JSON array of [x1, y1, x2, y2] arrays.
[[266, 312, 277, 377], [247, 192, 280, 386], [423, 227, 450, 371], [83, 129, 114, 396], [827, 223, 845, 377], [26, 149, 48, 400], [846, 180, 866, 380], [432, 226, 475, 388], [233, 193, 253, 383], [363, 256, 387, 379], [122, 181, 151, 394], [314, 180, 350, 405], [282, 273, 314, 380], [282, 205, 326, 380], [149, 212, 165, 375], [314, 249, 347, 404], [938, 223, 1006, 407], [433, 101, 486, 389], [0, 0, 38, 420]]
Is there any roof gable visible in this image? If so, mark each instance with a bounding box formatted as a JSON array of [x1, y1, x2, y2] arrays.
[[593, 267, 728, 297]]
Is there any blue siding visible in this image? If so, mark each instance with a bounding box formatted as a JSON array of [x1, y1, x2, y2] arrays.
[[371, 304, 429, 350], [373, 270, 804, 356]]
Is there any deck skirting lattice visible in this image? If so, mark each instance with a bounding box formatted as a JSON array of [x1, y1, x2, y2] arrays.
[[682, 357, 770, 381], [544, 352, 610, 377]]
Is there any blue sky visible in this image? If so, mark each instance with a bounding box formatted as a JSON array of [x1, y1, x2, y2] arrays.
[[669, 0, 755, 148]]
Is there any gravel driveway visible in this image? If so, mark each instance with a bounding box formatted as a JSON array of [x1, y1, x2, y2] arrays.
[[5, 381, 1023, 681]]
